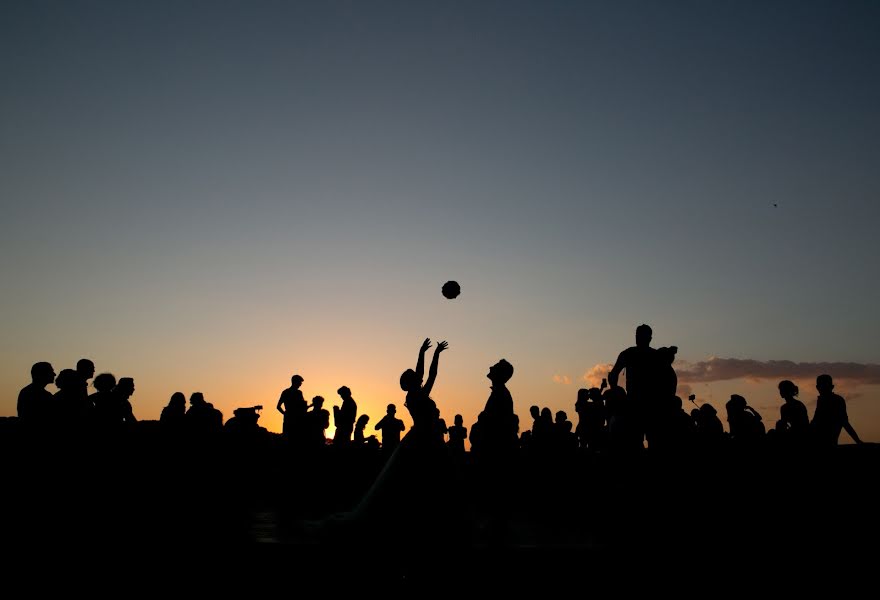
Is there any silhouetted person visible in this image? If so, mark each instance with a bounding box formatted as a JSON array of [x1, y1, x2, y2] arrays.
[[575, 388, 606, 452], [76, 358, 95, 399], [225, 405, 267, 438], [326, 339, 451, 542], [17, 361, 56, 429], [277, 375, 307, 440], [114, 377, 137, 425], [447, 414, 467, 456], [776, 380, 809, 442], [434, 406, 448, 443], [554, 410, 577, 453], [333, 386, 357, 446], [90, 372, 118, 429], [725, 394, 765, 444], [694, 403, 725, 448], [401, 338, 447, 440], [477, 358, 518, 545], [54, 368, 90, 427], [306, 396, 330, 448], [354, 414, 379, 448], [374, 403, 405, 453], [811, 374, 862, 446], [160, 391, 187, 431], [186, 392, 223, 435], [608, 324, 659, 447]]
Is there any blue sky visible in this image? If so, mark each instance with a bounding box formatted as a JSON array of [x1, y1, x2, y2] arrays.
[[2, 1, 878, 439]]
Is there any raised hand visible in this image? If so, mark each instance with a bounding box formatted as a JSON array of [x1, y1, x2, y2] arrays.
[[420, 338, 432, 353], [435, 340, 448, 353]]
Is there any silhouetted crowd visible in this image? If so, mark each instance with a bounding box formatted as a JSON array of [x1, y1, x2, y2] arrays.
[[9, 324, 864, 454]]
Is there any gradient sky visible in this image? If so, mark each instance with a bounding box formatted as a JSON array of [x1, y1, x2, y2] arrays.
[[2, 0, 879, 442]]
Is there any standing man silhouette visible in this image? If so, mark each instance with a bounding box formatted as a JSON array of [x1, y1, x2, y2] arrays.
[[608, 324, 659, 447], [277, 375, 306, 440]]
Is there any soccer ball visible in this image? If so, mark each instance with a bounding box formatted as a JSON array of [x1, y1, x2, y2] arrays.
[[442, 281, 460, 299]]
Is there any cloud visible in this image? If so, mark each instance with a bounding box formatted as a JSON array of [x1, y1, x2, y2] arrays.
[[552, 374, 571, 385], [582, 363, 616, 389], [676, 357, 880, 385]]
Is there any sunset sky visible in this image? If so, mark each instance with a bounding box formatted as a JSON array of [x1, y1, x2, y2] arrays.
[[2, 1, 878, 443]]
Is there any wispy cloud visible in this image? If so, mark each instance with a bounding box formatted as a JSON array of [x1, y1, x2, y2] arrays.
[[676, 357, 880, 385], [582, 363, 615, 389], [553, 374, 571, 385], [581, 357, 880, 399]]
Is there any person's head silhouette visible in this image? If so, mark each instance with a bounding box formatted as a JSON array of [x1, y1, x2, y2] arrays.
[[778, 380, 798, 399], [487, 359, 514, 385], [399, 369, 420, 391], [386, 403, 397, 415], [337, 386, 351, 399], [55, 369, 79, 392], [190, 392, 206, 407], [635, 324, 652, 348], [76, 358, 95, 381], [312, 395, 324, 409], [454, 414, 463, 426], [816, 374, 834, 395], [31, 362, 56, 386], [93, 373, 116, 393], [291, 375, 304, 388], [168, 391, 186, 409], [116, 377, 135, 398]]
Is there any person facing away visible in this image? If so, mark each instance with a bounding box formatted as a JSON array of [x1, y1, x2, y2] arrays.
[[811, 374, 862, 446], [374, 403, 405, 452], [17, 361, 56, 428], [276, 375, 307, 439], [608, 324, 659, 403], [333, 386, 358, 446], [608, 324, 661, 446], [160, 391, 187, 429]]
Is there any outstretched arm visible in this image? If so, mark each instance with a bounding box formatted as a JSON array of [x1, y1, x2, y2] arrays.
[[423, 340, 448, 397], [843, 420, 863, 444], [415, 338, 431, 382], [276, 394, 285, 415], [608, 351, 626, 389]]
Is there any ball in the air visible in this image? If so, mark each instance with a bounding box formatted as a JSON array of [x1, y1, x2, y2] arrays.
[[442, 280, 460, 299]]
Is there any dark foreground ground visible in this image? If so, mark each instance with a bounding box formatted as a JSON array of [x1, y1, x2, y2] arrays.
[[2, 424, 877, 591]]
